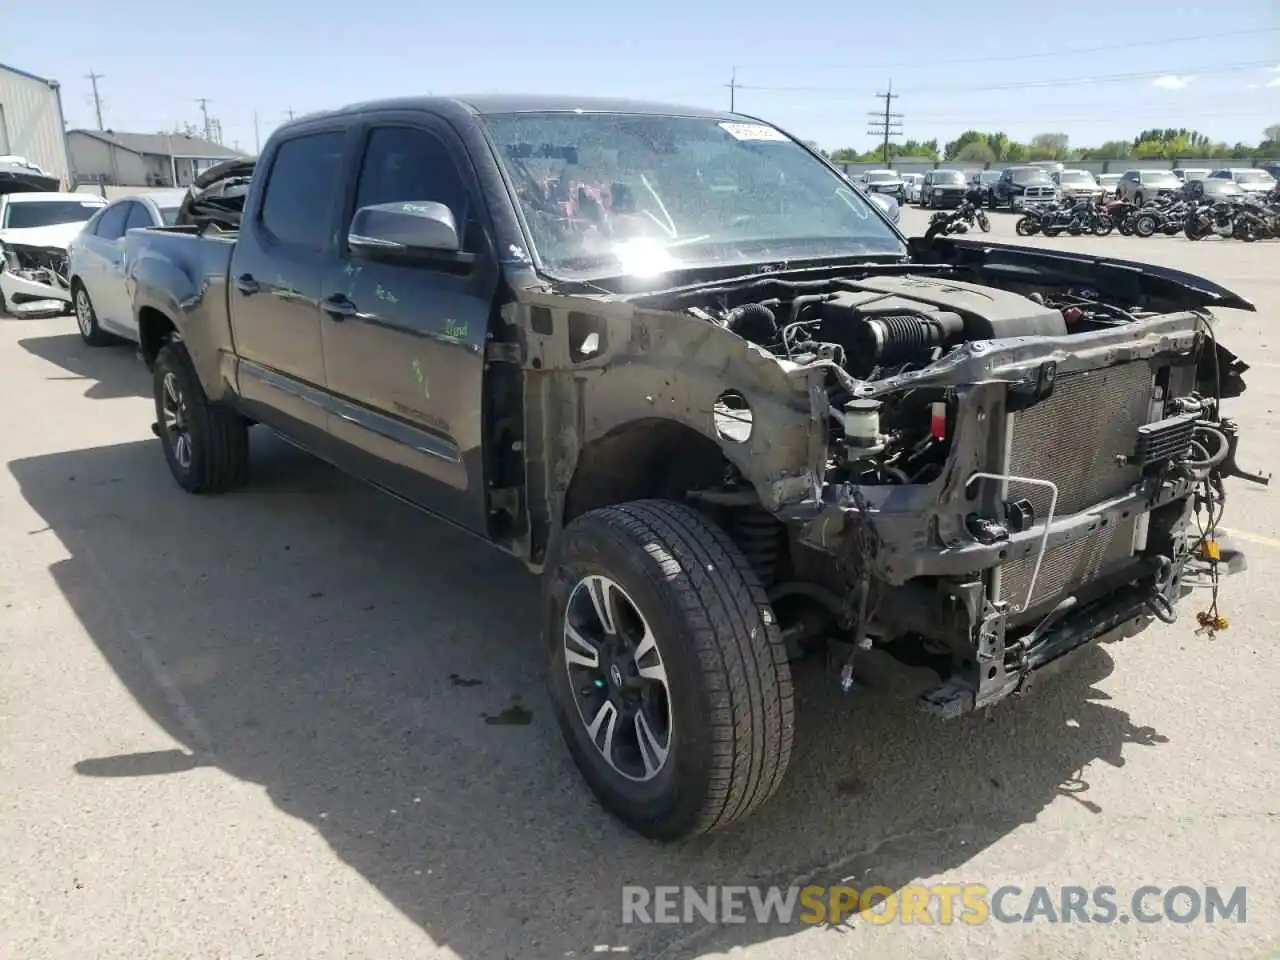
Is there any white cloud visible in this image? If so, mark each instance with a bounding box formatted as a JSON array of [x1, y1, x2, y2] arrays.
[[1269, 76, 1280, 88], [1152, 74, 1195, 90]]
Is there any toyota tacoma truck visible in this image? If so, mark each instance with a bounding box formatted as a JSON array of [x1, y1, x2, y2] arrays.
[[124, 95, 1265, 842]]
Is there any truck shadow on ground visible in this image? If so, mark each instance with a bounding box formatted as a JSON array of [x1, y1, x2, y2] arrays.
[[17, 332, 148, 400], [10, 432, 1169, 960]]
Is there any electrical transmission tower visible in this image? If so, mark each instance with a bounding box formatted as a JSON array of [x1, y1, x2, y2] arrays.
[[866, 81, 903, 163], [726, 67, 740, 112], [195, 98, 213, 140], [86, 72, 105, 129]]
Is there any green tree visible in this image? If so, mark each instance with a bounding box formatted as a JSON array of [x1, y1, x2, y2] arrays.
[[955, 141, 996, 164], [1029, 132, 1070, 160]]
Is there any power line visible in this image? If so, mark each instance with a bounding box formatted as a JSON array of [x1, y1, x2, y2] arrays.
[[739, 58, 1276, 95], [786, 27, 1280, 73], [85, 72, 105, 130], [866, 81, 903, 163]]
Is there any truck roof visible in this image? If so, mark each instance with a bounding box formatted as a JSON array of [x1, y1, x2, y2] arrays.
[[280, 94, 741, 131]]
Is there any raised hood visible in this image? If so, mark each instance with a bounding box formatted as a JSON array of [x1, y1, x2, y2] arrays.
[[0, 157, 59, 196], [0, 221, 88, 251]]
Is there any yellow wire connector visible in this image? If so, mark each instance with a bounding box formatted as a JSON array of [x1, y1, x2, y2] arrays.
[[1199, 539, 1221, 562]]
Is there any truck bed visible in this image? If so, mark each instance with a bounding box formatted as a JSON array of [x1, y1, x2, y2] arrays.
[[125, 226, 240, 391]]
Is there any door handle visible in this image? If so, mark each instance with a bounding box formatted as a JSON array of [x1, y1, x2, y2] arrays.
[[234, 273, 260, 295], [323, 294, 357, 321]]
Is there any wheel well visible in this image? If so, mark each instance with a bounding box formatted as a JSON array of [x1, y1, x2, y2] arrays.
[[562, 419, 733, 528], [138, 307, 176, 367]]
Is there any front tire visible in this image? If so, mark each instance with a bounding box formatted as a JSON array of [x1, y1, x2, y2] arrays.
[[544, 499, 794, 841], [153, 340, 250, 494], [72, 282, 112, 346]]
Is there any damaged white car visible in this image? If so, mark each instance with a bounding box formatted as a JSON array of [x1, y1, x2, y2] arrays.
[[0, 166, 106, 315]]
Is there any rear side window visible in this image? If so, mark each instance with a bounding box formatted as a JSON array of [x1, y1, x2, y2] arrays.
[[124, 202, 154, 231], [260, 131, 345, 249], [352, 125, 476, 250], [96, 203, 132, 240]]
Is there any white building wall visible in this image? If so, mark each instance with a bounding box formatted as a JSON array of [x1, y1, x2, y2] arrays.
[[0, 64, 70, 183]]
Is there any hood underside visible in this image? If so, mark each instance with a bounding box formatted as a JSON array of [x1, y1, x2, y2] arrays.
[[912, 235, 1255, 312]]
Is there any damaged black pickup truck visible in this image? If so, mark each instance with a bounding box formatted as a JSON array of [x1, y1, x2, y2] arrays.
[[124, 95, 1267, 841]]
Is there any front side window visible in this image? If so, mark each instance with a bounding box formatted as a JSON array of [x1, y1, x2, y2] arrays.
[[260, 131, 345, 249], [4, 199, 103, 230], [481, 111, 905, 282], [352, 125, 475, 250]]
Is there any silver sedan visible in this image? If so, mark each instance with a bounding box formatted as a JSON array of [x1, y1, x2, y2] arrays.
[[66, 189, 186, 345]]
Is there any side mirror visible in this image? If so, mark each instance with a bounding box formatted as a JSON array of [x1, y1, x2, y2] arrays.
[[348, 201, 468, 265]]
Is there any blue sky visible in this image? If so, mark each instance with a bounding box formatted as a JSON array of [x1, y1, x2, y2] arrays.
[[5, 0, 1278, 154]]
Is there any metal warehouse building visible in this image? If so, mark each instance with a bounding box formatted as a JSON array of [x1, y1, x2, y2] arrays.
[[0, 62, 71, 186]]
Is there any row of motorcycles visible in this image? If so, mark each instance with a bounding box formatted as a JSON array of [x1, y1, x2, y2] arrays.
[[1013, 190, 1280, 242]]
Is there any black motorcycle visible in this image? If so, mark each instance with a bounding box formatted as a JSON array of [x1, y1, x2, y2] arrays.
[[1183, 199, 1246, 241], [923, 199, 990, 240], [1128, 196, 1187, 238], [1017, 198, 1112, 237]]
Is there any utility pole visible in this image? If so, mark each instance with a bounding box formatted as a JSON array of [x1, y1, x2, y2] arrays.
[[253, 110, 261, 153], [285, 107, 295, 121], [86, 72, 105, 129], [195, 98, 212, 140], [726, 67, 740, 112], [866, 80, 903, 164]]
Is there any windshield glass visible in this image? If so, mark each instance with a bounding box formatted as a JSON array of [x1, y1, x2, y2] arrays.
[[159, 206, 180, 225], [1237, 170, 1275, 183], [980, 171, 1001, 183], [3, 199, 102, 230], [934, 170, 965, 184], [865, 171, 898, 182], [1059, 171, 1094, 183], [1011, 168, 1052, 184], [1143, 172, 1180, 187], [483, 112, 905, 281]]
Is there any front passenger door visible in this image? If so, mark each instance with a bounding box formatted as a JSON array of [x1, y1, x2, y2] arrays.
[[320, 119, 499, 532]]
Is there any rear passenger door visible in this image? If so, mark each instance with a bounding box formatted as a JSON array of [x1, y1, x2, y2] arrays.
[[319, 116, 498, 531], [228, 128, 349, 440]]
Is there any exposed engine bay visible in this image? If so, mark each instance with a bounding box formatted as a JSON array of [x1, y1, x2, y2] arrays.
[[0, 242, 71, 308], [624, 251, 1267, 716]]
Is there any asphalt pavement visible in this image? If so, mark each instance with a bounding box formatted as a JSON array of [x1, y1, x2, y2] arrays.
[[2, 210, 1278, 959]]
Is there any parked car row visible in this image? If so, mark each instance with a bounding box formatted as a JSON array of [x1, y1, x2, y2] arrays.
[[0, 182, 186, 318], [843, 163, 1279, 215]]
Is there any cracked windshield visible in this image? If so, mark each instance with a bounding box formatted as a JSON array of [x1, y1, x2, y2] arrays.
[[483, 112, 906, 280]]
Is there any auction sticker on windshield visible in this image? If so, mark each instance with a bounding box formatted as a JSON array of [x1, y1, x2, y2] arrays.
[[719, 122, 788, 142]]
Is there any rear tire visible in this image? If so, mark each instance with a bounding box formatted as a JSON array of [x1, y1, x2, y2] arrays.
[[153, 340, 250, 494], [1134, 214, 1158, 238], [544, 499, 794, 841], [1015, 216, 1036, 236], [72, 282, 112, 347]]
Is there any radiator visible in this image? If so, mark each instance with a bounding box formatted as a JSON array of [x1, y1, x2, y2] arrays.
[[994, 361, 1155, 609]]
